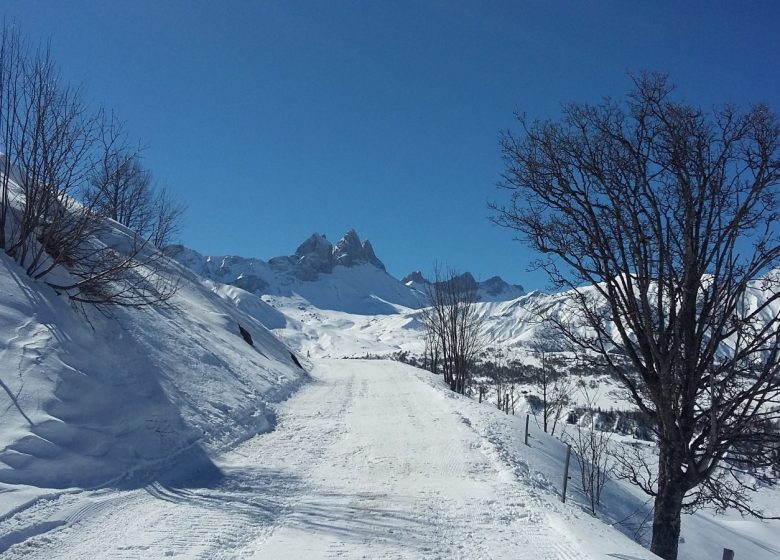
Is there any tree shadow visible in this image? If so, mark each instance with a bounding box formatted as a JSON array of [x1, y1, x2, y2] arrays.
[[0, 286, 223, 490], [0, 353, 223, 490]]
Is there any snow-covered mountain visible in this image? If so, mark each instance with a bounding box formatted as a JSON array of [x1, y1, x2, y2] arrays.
[[169, 229, 525, 314], [401, 270, 525, 302]]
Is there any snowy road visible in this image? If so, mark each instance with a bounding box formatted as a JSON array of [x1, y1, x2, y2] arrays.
[[1, 360, 639, 559]]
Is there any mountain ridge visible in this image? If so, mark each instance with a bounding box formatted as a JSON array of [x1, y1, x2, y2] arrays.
[[168, 229, 526, 312]]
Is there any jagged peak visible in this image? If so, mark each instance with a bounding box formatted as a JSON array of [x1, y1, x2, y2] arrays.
[[294, 232, 332, 258], [402, 271, 429, 285], [332, 229, 385, 271]]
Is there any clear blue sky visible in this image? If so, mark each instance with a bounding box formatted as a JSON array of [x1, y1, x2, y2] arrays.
[[3, 1, 779, 290]]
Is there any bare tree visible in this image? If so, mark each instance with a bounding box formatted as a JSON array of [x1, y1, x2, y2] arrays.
[[87, 115, 184, 249], [493, 72, 780, 559], [0, 25, 178, 309], [529, 337, 573, 437], [0, 24, 24, 249], [420, 266, 486, 394], [3, 40, 98, 281], [150, 185, 185, 248], [489, 345, 510, 410], [566, 387, 613, 515]]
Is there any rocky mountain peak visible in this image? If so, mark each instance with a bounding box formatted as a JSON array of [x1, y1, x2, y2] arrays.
[[481, 275, 524, 297], [402, 271, 429, 285], [332, 229, 385, 271]]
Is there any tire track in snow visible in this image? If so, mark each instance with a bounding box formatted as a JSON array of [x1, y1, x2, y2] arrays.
[[5, 359, 594, 559]]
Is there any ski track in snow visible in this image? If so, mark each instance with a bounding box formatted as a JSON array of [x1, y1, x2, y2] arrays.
[[0, 359, 610, 559]]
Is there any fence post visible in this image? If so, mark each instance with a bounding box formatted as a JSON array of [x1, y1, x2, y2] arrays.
[[722, 549, 734, 560], [561, 444, 572, 503], [524, 414, 530, 446]]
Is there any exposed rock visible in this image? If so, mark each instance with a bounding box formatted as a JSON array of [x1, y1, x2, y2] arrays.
[[289, 352, 304, 369], [480, 276, 523, 297], [234, 273, 268, 293], [360, 240, 386, 271], [292, 233, 334, 280], [402, 271, 429, 285], [238, 324, 253, 346], [431, 272, 478, 294], [268, 255, 294, 273], [332, 229, 386, 270]]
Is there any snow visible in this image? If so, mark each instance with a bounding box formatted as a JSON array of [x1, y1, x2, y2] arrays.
[[0, 246, 304, 509], [1, 359, 659, 559], [1, 232, 778, 557]]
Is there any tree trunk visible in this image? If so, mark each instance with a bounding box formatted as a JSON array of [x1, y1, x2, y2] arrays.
[[651, 445, 686, 560]]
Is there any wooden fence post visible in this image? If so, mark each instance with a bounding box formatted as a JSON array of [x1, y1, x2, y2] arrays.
[[722, 549, 734, 560], [524, 414, 530, 446], [561, 444, 572, 503]]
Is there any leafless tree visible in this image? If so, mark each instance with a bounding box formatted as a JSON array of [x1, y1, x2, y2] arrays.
[[488, 345, 510, 410], [529, 337, 573, 437], [566, 387, 613, 515], [0, 25, 178, 309], [3, 40, 98, 281], [150, 185, 185, 248], [485, 346, 522, 414], [87, 116, 150, 232], [493, 72, 780, 559], [420, 265, 486, 394], [87, 115, 184, 249], [0, 25, 24, 249], [423, 324, 441, 375]]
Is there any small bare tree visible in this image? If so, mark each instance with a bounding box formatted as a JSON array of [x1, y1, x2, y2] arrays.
[[87, 114, 184, 249], [567, 387, 613, 515], [420, 266, 486, 394], [150, 185, 185, 248], [489, 345, 510, 410], [529, 336, 573, 437]]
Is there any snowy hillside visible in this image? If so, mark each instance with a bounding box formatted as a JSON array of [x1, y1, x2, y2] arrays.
[[0, 243, 306, 518]]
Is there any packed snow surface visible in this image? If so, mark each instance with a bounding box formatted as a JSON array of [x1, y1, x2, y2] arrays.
[[3, 359, 660, 559]]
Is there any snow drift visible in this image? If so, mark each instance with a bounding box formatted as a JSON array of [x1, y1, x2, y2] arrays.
[[0, 244, 305, 495]]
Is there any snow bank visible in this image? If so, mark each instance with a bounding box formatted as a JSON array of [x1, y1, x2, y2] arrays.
[[409, 367, 780, 560], [0, 247, 305, 507]]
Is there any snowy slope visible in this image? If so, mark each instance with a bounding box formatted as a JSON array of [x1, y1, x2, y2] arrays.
[[257, 274, 780, 363], [0, 244, 306, 516]]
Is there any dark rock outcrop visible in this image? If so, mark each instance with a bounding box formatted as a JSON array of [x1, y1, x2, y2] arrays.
[[402, 271, 428, 285], [332, 229, 386, 271]]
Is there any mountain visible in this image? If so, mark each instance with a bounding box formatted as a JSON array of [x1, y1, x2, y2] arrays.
[[401, 270, 525, 302], [169, 230, 421, 315], [171, 230, 525, 316]]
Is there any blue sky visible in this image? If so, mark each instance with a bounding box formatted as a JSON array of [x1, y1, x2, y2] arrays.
[[3, 1, 780, 290]]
